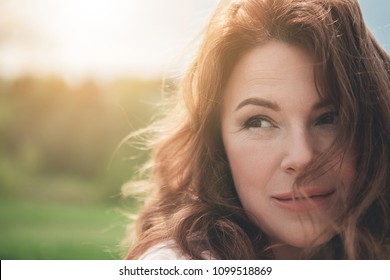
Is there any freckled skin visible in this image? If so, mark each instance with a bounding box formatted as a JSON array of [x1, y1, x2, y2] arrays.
[[221, 41, 356, 258]]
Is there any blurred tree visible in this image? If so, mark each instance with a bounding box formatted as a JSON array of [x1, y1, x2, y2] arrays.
[[0, 74, 162, 202]]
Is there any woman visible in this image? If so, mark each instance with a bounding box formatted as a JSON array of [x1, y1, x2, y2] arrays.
[[123, 0, 390, 259]]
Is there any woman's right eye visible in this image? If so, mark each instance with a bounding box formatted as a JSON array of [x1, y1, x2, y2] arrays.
[[244, 116, 274, 129]]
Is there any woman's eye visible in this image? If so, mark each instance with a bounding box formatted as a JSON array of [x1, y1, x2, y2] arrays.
[[316, 112, 339, 125], [244, 117, 273, 128]]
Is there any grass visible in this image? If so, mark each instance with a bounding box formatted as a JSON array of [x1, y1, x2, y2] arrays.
[[0, 198, 134, 260]]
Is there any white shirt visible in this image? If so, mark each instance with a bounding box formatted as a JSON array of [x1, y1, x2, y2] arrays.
[[139, 241, 216, 260]]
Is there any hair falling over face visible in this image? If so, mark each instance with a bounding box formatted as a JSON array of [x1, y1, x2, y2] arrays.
[[123, 0, 390, 259]]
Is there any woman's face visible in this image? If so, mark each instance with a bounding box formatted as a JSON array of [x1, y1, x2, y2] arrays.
[[221, 41, 356, 256]]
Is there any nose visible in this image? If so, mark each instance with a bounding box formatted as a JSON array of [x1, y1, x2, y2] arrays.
[[280, 128, 316, 174]]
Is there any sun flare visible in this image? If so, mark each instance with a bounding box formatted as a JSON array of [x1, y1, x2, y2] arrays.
[[0, 0, 219, 82]]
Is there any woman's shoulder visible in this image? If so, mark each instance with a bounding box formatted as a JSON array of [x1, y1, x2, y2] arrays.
[[138, 241, 189, 260], [138, 240, 216, 260]]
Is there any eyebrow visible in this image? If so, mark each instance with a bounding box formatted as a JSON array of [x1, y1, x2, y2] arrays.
[[234, 97, 334, 112], [234, 97, 281, 112]]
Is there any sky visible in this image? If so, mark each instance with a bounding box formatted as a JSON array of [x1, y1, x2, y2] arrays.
[[0, 0, 388, 83]]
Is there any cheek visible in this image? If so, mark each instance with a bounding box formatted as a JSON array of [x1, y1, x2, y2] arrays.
[[227, 144, 272, 227], [225, 138, 279, 189]]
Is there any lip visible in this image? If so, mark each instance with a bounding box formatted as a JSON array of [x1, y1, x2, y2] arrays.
[[271, 189, 336, 212]]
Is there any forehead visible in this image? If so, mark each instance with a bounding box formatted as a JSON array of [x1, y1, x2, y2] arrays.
[[223, 40, 322, 109], [229, 40, 314, 84]]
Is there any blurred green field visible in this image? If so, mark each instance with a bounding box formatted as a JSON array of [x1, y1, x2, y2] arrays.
[[0, 198, 131, 260]]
